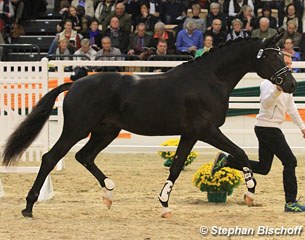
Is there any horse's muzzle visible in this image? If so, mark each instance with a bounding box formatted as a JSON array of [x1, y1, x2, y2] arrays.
[[281, 74, 297, 94]]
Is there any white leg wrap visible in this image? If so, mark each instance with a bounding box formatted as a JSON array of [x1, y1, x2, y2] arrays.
[[104, 178, 115, 191], [246, 179, 255, 189], [159, 180, 173, 203], [243, 167, 255, 189]]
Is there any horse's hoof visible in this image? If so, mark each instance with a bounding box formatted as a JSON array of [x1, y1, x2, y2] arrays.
[[21, 209, 33, 218], [103, 197, 112, 209], [161, 207, 172, 218], [244, 194, 254, 207], [161, 211, 172, 218]]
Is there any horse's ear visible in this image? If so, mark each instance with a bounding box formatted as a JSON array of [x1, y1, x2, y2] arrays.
[[271, 32, 284, 44], [262, 32, 284, 47]]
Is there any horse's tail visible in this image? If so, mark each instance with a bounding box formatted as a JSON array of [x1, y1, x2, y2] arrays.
[[2, 82, 73, 166]]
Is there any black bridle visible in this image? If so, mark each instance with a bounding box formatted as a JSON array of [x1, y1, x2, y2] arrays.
[[256, 47, 292, 85]]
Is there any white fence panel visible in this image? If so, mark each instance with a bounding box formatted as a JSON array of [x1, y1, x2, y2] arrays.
[[0, 59, 49, 161]]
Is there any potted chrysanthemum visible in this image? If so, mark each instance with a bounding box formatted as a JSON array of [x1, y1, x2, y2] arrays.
[[158, 138, 197, 168], [192, 162, 243, 203]]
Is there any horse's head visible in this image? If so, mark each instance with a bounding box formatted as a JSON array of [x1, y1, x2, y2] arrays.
[[255, 33, 297, 93]]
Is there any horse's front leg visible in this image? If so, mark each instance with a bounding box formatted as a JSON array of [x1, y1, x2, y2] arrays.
[[159, 136, 196, 218], [201, 127, 256, 206]]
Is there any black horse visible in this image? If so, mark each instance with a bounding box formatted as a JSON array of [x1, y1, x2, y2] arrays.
[[2, 34, 297, 218]]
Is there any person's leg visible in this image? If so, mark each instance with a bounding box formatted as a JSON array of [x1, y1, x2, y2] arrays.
[[229, 127, 297, 203], [220, 126, 275, 175], [270, 129, 297, 203]]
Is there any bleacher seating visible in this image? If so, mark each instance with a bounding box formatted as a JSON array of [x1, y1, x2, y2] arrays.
[[11, 36, 54, 52], [0, 43, 46, 61], [4, 52, 47, 61], [21, 20, 61, 35]]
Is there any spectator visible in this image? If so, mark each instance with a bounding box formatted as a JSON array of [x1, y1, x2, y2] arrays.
[[48, 19, 81, 54], [55, 38, 73, 60], [149, 21, 175, 54], [134, 2, 159, 34], [205, 18, 227, 46], [176, 19, 203, 55], [0, 0, 14, 33], [195, 34, 213, 58], [206, 2, 227, 31], [94, 0, 115, 25], [226, 18, 248, 41], [161, 0, 186, 25], [256, 4, 277, 30], [183, 3, 206, 34], [65, 6, 83, 32], [94, 36, 122, 71], [74, 38, 97, 60], [102, 16, 129, 53], [155, 38, 168, 55], [149, 38, 170, 72], [82, 18, 102, 50], [228, 0, 254, 18], [278, 0, 303, 29], [102, 2, 132, 33], [141, 0, 162, 18], [281, 38, 301, 72], [71, 0, 94, 18], [236, 5, 256, 34], [123, 0, 140, 26], [127, 23, 152, 57], [281, 3, 302, 33], [279, 20, 302, 49], [251, 17, 277, 39]]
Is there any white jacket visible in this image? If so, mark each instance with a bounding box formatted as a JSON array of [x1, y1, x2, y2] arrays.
[[256, 80, 305, 130]]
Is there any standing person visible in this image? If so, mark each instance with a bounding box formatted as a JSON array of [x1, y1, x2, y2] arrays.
[[212, 53, 305, 212]]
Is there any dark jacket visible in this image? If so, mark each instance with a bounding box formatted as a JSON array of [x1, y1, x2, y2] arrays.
[[128, 33, 152, 54], [102, 28, 130, 53]]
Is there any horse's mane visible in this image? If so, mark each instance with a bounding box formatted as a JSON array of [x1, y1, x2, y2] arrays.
[[184, 37, 261, 65]]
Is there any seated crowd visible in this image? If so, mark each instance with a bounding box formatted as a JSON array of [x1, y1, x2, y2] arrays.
[[2, 0, 305, 65]]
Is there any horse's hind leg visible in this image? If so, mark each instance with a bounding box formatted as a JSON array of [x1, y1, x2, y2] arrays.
[[22, 130, 86, 218], [159, 136, 196, 218], [75, 124, 120, 209], [201, 127, 256, 205]]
